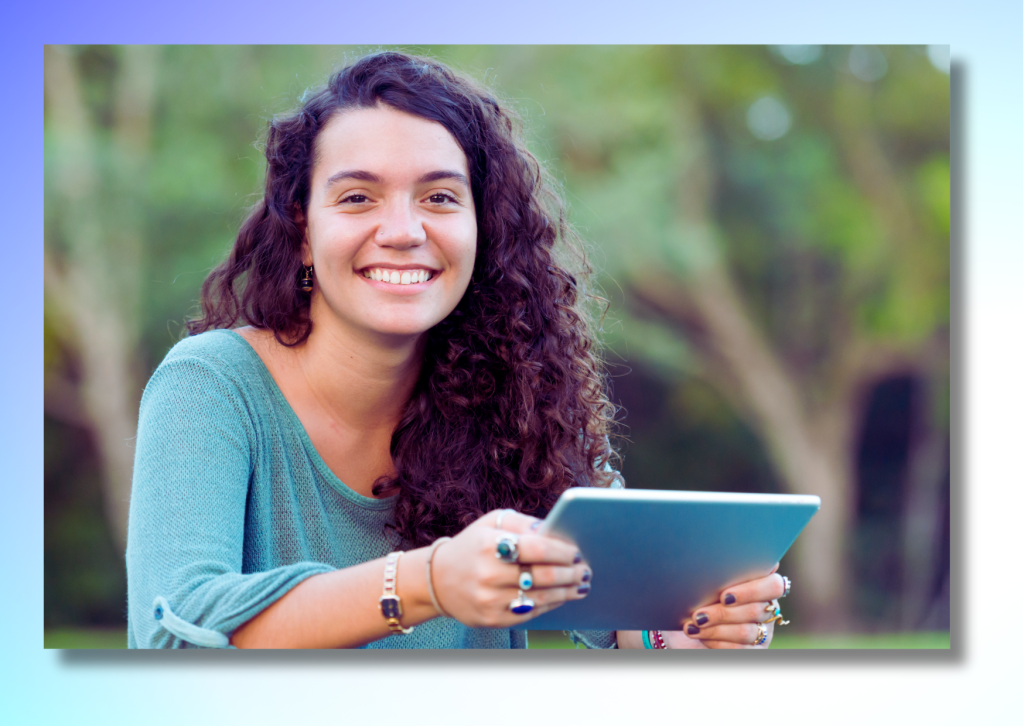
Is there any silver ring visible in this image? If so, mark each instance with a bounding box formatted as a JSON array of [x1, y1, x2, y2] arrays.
[[518, 569, 533, 590], [780, 575, 791, 598], [495, 509, 514, 530], [509, 590, 535, 615], [496, 533, 520, 563], [753, 623, 769, 646]]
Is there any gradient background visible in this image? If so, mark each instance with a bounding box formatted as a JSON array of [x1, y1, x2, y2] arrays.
[[7, 1, 1021, 724]]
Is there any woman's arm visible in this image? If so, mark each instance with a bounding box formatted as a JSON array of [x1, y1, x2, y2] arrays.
[[232, 510, 591, 648], [130, 348, 588, 648], [128, 352, 335, 648], [230, 548, 435, 648]]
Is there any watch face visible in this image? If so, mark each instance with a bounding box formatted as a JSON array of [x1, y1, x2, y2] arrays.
[[380, 596, 401, 619]]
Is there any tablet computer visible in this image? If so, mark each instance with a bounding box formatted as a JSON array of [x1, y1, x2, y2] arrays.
[[513, 487, 820, 631]]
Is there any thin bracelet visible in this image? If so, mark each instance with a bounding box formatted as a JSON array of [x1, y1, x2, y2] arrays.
[[425, 536, 453, 618], [642, 630, 653, 649]]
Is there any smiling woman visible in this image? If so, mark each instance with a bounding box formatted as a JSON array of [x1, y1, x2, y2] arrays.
[[126, 51, 787, 649], [300, 106, 477, 340]]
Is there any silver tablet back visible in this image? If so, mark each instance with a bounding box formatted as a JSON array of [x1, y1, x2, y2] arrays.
[[516, 488, 820, 631]]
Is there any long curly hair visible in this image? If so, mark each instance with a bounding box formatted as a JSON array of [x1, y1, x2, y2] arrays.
[[189, 51, 619, 547]]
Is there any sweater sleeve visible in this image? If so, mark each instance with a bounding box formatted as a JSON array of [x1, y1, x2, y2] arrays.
[[126, 353, 334, 648]]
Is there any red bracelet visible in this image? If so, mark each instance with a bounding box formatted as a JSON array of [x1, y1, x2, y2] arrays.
[[651, 629, 667, 649]]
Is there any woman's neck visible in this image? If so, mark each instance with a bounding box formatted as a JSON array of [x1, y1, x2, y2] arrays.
[[237, 320, 424, 434], [236, 321, 425, 498], [292, 322, 425, 433]]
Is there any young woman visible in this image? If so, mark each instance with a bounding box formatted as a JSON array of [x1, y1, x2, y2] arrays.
[[126, 51, 789, 649]]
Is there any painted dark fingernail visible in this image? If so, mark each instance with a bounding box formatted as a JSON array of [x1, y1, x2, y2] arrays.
[[582, 569, 592, 583], [573, 552, 582, 564], [695, 613, 708, 626], [530, 521, 542, 531], [577, 584, 591, 595], [686, 624, 700, 635], [724, 593, 736, 605]]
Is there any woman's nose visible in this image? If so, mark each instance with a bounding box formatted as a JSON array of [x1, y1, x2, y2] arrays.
[[375, 201, 427, 249]]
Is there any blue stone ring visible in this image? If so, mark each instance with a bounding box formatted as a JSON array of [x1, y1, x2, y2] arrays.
[[495, 533, 520, 563], [509, 590, 535, 615]]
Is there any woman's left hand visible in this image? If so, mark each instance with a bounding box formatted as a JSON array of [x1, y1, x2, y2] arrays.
[[662, 567, 788, 649]]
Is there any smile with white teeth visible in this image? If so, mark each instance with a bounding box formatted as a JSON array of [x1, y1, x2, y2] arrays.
[[363, 268, 434, 285]]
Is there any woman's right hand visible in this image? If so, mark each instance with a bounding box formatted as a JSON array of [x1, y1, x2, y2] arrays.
[[428, 509, 591, 628]]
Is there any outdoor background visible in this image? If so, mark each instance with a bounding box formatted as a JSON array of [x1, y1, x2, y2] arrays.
[[43, 45, 950, 648]]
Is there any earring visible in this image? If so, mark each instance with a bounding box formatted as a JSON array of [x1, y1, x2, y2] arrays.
[[299, 265, 314, 293]]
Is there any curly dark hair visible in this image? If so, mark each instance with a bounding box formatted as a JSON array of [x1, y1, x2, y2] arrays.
[[189, 51, 619, 547]]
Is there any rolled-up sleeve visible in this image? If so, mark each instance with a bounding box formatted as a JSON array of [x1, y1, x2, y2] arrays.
[[126, 355, 332, 648]]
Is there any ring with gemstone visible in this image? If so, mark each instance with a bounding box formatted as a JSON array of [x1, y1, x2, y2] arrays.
[[495, 533, 520, 563], [764, 601, 790, 626], [779, 575, 791, 598], [518, 569, 534, 590], [753, 623, 769, 646], [509, 590, 535, 615], [495, 509, 514, 530]]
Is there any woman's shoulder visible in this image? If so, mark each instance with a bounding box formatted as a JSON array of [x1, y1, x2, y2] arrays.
[[148, 329, 268, 398], [158, 328, 265, 373]]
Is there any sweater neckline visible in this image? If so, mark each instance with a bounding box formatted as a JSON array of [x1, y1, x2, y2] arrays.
[[221, 328, 397, 512]]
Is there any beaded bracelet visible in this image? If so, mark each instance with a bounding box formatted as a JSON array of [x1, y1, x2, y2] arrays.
[[642, 630, 667, 649]]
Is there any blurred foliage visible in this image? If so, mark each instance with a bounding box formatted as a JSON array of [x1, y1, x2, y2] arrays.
[[44, 46, 949, 632]]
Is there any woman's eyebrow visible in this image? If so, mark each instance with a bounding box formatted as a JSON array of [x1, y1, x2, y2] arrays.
[[323, 169, 469, 191], [416, 170, 469, 187], [323, 169, 383, 190]]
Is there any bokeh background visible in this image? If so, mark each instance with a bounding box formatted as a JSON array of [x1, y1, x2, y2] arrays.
[[43, 45, 950, 647]]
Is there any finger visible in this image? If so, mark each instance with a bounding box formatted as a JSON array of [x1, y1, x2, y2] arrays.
[[509, 597, 567, 622], [720, 573, 787, 606], [683, 622, 766, 645], [530, 583, 590, 607], [689, 601, 774, 628], [512, 533, 583, 567], [519, 564, 591, 590], [498, 582, 588, 625], [702, 625, 774, 649], [699, 640, 757, 650], [485, 509, 541, 534]]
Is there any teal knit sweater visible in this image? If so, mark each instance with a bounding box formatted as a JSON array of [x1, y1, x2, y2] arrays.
[[126, 329, 616, 649]]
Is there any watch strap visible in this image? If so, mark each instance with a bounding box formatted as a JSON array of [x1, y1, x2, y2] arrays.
[[379, 551, 414, 635]]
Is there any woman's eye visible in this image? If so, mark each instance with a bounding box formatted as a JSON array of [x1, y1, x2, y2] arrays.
[[427, 193, 457, 205], [340, 194, 369, 204]]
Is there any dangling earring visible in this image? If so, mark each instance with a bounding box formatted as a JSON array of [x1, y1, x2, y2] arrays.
[[299, 265, 314, 293]]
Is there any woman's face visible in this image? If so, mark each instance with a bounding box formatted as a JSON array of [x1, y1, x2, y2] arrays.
[[302, 105, 477, 342]]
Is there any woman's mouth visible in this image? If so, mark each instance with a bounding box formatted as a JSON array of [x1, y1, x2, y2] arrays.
[[361, 267, 434, 285]]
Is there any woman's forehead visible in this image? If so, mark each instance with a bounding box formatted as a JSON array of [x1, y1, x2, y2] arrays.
[[312, 105, 469, 185]]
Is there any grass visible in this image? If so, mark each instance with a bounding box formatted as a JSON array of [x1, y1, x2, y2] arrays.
[[771, 631, 950, 649], [44, 628, 127, 649], [41, 628, 950, 650]]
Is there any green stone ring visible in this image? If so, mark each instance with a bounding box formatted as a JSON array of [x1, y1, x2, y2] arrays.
[[495, 534, 520, 563]]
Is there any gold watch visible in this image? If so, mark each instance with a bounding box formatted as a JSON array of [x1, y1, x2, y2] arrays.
[[379, 551, 414, 635]]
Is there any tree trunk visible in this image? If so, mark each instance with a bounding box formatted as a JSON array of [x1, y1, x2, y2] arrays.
[[900, 344, 950, 629], [631, 265, 856, 629], [44, 46, 158, 553]]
